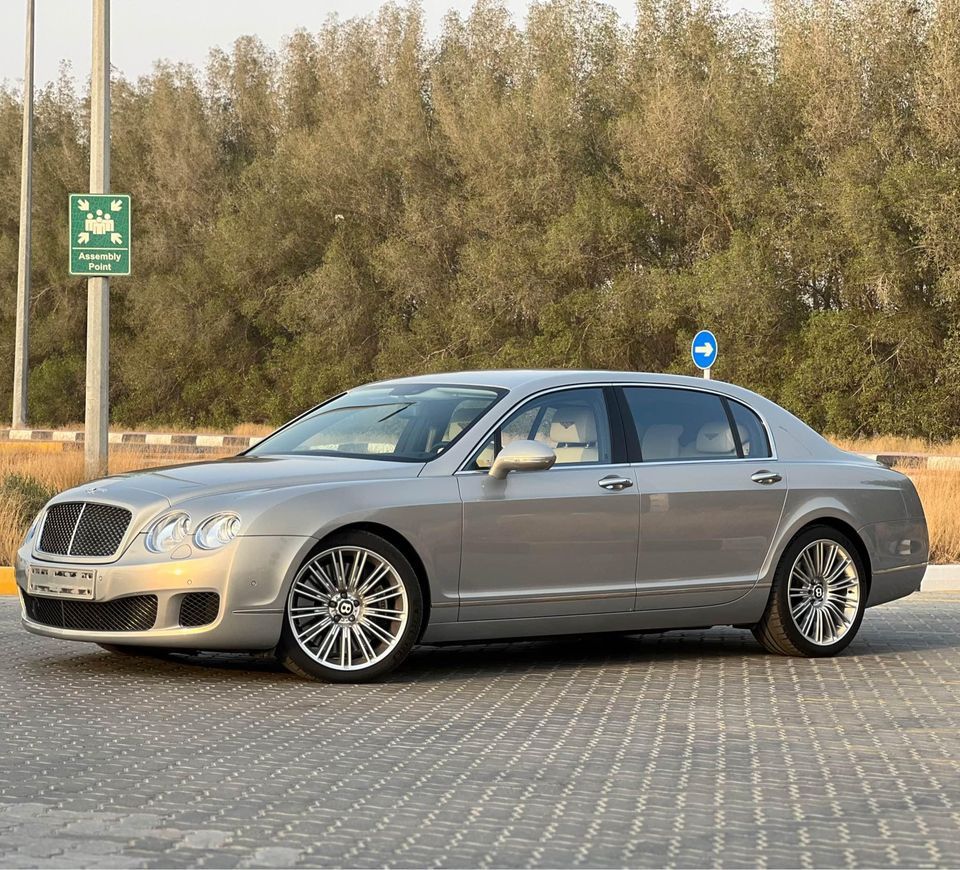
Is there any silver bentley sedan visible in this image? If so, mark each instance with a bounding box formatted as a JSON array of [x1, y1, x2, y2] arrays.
[[16, 371, 928, 682]]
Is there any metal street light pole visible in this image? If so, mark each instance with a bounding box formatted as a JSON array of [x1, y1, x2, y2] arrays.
[[12, 0, 35, 429], [85, 0, 110, 478]]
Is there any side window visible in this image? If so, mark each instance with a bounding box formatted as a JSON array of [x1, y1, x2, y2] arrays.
[[623, 387, 738, 462], [728, 400, 771, 458], [471, 388, 612, 469]]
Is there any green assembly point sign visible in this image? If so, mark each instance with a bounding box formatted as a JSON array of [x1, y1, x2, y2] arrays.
[[69, 193, 131, 276]]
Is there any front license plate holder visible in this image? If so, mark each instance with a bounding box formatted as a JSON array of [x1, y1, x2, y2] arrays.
[[27, 565, 96, 600]]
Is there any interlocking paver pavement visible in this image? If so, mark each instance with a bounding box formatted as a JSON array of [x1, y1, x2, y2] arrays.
[[0, 594, 958, 868]]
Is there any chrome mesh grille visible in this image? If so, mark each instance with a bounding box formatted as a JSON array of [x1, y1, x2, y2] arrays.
[[38, 503, 83, 555], [22, 591, 157, 632], [179, 592, 220, 627], [38, 502, 132, 558]]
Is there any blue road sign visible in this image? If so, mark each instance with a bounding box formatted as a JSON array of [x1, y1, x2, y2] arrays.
[[691, 329, 718, 371]]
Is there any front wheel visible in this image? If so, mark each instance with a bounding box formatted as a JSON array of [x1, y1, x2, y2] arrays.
[[278, 531, 423, 682], [753, 526, 867, 657]]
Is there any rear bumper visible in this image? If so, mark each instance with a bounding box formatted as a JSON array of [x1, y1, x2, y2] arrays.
[[866, 563, 926, 607], [16, 534, 313, 650]]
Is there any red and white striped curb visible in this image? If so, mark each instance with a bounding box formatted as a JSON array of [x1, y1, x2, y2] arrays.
[[0, 428, 262, 450]]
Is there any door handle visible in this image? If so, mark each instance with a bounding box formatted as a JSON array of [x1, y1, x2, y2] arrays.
[[599, 475, 634, 491], [751, 470, 782, 485]]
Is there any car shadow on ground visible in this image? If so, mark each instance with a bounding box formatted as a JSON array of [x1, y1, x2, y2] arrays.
[[25, 616, 960, 686]]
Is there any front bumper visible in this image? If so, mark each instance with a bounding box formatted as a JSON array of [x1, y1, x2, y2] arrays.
[[16, 534, 313, 650]]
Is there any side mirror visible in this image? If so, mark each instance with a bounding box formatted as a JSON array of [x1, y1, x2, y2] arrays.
[[488, 439, 557, 480]]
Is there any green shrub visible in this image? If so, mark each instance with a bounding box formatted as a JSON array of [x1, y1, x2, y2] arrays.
[[1, 474, 55, 520]]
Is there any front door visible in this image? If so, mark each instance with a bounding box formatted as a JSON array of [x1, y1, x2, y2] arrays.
[[456, 387, 640, 621]]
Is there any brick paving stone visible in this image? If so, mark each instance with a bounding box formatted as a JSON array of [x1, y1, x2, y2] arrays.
[[1, 594, 959, 867]]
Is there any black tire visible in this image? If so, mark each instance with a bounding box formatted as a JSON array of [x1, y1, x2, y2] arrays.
[[752, 525, 868, 657], [97, 643, 175, 658], [278, 530, 424, 683]]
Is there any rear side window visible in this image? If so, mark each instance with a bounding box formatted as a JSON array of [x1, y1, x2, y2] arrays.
[[728, 400, 771, 458], [623, 387, 739, 462]]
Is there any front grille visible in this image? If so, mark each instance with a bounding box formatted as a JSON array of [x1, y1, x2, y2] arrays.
[[38, 502, 132, 558], [179, 592, 220, 627], [22, 591, 157, 632]]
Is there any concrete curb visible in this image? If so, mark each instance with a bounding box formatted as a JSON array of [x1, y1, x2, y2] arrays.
[[0, 428, 262, 452], [921, 564, 960, 593]]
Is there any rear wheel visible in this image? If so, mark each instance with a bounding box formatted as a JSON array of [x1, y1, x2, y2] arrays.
[[278, 531, 423, 683], [753, 526, 867, 657]]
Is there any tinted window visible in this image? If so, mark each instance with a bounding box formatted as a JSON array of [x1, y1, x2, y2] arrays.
[[624, 387, 738, 462], [250, 384, 504, 462], [728, 399, 771, 458], [471, 388, 612, 469]]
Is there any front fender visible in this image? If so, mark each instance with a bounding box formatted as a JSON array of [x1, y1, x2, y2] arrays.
[[193, 477, 463, 619]]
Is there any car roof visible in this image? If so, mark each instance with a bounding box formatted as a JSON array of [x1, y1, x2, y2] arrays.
[[366, 369, 735, 393]]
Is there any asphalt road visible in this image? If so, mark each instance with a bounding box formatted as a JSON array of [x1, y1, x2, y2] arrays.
[[1, 594, 959, 869]]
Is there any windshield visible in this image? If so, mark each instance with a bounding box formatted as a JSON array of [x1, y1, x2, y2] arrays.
[[248, 383, 506, 462]]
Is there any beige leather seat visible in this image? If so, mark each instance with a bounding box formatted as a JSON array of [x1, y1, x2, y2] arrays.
[[442, 405, 480, 442], [680, 420, 742, 458], [548, 407, 599, 464], [641, 424, 683, 461]]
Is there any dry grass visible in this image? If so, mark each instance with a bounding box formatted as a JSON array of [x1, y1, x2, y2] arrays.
[[0, 444, 231, 566], [904, 469, 960, 564], [831, 435, 960, 456]]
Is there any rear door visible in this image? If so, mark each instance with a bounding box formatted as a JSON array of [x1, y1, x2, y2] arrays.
[[618, 386, 787, 610], [456, 387, 640, 620]]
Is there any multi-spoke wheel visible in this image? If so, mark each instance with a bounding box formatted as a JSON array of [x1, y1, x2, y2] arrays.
[[278, 531, 423, 682], [753, 526, 867, 657]]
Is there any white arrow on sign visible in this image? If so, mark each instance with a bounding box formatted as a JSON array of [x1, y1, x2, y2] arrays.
[[77, 199, 89, 211], [110, 199, 123, 211], [695, 341, 714, 357], [77, 231, 90, 244], [110, 232, 123, 245]]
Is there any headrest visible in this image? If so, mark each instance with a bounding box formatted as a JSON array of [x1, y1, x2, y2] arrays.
[[445, 405, 479, 439], [549, 407, 597, 445], [696, 421, 737, 454], [641, 424, 682, 460]]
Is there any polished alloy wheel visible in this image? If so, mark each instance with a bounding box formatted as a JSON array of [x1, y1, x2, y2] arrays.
[[286, 545, 409, 671], [787, 539, 860, 646]]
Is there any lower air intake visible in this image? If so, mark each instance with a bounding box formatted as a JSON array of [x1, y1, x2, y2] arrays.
[[22, 591, 157, 632], [179, 592, 220, 627]]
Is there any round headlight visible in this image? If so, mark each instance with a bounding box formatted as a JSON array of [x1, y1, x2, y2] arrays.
[[193, 513, 240, 550], [145, 511, 191, 553]]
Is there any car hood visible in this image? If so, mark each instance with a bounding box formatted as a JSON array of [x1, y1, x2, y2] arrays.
[[57, 454, 426, 509]]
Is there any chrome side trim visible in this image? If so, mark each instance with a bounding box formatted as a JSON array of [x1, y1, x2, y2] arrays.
[[460, 588, 635, 607]]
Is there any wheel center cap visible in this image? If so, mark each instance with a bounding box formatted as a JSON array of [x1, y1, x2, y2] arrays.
[[337, 599, 356, 617], [813, 585, 824, 600]]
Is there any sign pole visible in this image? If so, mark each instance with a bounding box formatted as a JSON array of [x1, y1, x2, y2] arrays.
[[85, 0, 110, 478], [12, 0, 35, 429], [703, 366, 711, 381]]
